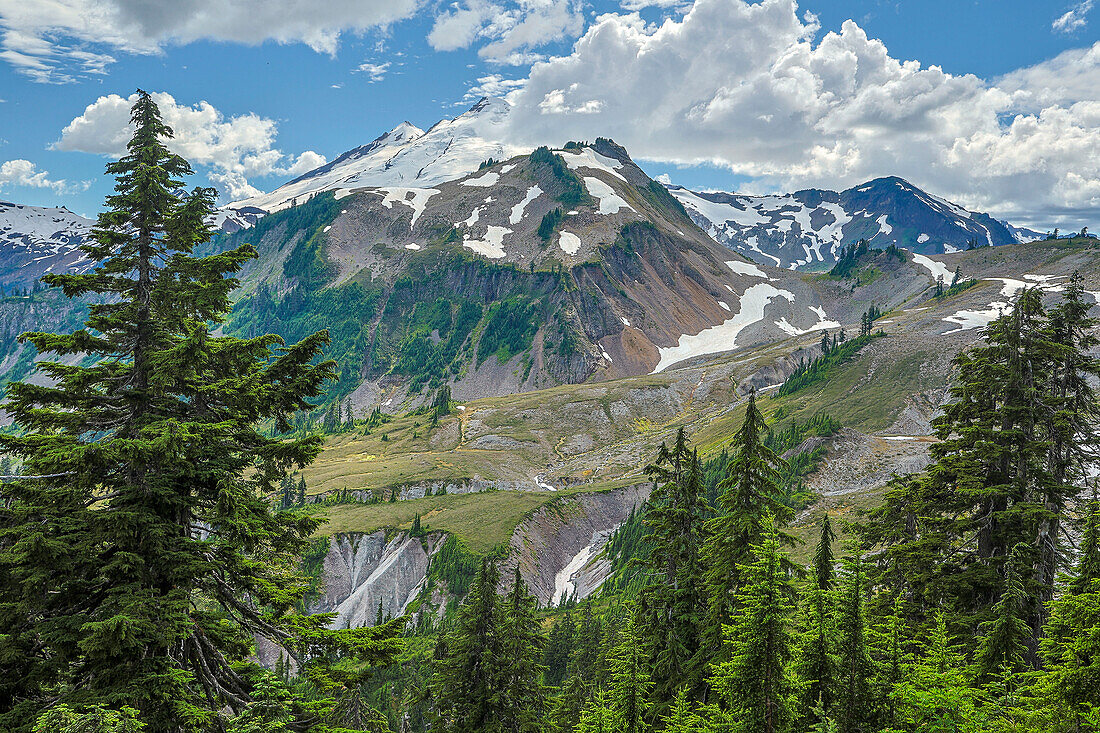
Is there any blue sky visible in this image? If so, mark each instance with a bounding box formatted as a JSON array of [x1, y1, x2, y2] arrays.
[[0, 0, 1097, 229]]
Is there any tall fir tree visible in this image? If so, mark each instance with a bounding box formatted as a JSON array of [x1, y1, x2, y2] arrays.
[[1040, 495, 1100, 728], [710, 513, 798, 733], [835, 550, 874, 733], [543, 612, 576, 687], [0, 90, 403, 731], [1033, 273, 1100, 633], [642, 430, 707, 706], [499, 568, 548, 733], [607, 613, 652, 733], [429, 557, 502, 733], [975, 544, 1032, 687], [700, 391, 794, 672], [795, 517, 839, 725], [865, 288, 1073, 637]]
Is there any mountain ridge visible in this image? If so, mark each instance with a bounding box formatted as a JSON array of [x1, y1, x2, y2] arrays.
[[669, 174, 1045, 270]]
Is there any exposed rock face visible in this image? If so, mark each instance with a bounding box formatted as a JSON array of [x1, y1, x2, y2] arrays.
[[503, 483, 650, 606], [312, 531, 441, 628]]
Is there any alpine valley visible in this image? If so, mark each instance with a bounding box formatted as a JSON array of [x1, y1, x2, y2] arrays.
[[4, 94, 1100, 732]]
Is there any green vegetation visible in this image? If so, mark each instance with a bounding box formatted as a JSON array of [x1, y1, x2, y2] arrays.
[[0, 92, 401, 732], [477, 294, 541, 364], [829, 239, 904, 279], [530, 146, 590, 206], [538, 207, 564, 241], [227, 280, 382, 400], [778, 332, 882, 396], [320, 489, 564, 554]]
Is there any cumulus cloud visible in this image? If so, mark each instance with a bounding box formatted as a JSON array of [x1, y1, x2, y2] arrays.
[[429, 0, 584, 64], [1053, 1, 1093, 33], [52, 92, 326, 200], [502, 0, 1100, 226], [0, 0, 419, 82], [0, 159, 88, 194]]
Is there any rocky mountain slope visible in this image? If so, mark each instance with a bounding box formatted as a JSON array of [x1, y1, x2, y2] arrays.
[[0, 201, 96, 289], [303, 236, 1100, 612], [670, 176, 1044, 270], [218, 137, 865, 413]]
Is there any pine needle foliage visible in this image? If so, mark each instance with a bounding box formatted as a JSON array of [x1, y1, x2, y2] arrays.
[[0, 91, 404, 731]]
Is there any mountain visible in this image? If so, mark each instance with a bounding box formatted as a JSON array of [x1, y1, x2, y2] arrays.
[[218, 138, 865, 413], [226, 97, 525, 216], [669, 176, 1044, 270], [0, 200, 95, 289]]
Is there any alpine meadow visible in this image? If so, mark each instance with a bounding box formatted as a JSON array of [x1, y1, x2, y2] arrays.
[[3, 2, 1100, 732]]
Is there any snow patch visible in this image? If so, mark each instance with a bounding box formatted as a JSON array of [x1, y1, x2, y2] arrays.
[[558, 231, 581, 255], [373, 187, 439, 227], [404, 243, 421, 250], [462, 226, 510, 259], [726, 260, 768, 279], [461, 171, 499, 187], [943, 302, 1011, 334], [719, 301, 730, 311], [917, 233, 930, 243], [509, 185, 542, 225], [653, 284, 795, 372], [557, 148, 627, 181], [910, 252, 954, 282], [584, 176, 633, 215]]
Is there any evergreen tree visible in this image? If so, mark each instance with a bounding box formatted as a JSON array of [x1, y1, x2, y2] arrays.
[[711, 514, 798, 733], [430, 557, 502, 732], [889, 614, 986, 731], [1040, 495, 1100, 728], [1071, 491, 1100, 595], [548, 676, 587, 733], [575, 687, 613, 733], [835, 550, 874, 733], [663, 687, 703, 733], [499, 569, 548, 733], [573, 606, 604, 685], [0, 90, 398, 731], [975, 544, 1032, 686], [701, 391, 794, 671], [812, 515, 837, 592], [608, 613, 652, 733], [866, 289, 1064, 634], [544, 613, 576, 687], [642, 429, 706, 705], [795, 517, 838, 724], [1034, 273, 1100, 629]]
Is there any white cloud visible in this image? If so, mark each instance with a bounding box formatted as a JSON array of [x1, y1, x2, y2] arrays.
[[0, 0, 420, 82], [502, 0, 1100, 226], [428, 0, 584, 64], [0, 159, 89, 194], [461, 73, 526, 104], [52, 92, 326, 200], [355, 61, 391, 82], [997, 42, 1100, 109], [1053, 1, 1093, 33]]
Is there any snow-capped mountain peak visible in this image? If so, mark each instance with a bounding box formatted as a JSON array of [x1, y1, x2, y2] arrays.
[[0, 200, 95, 287], [227, 98, 523, 215], [670, 177, 1043, 270]]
